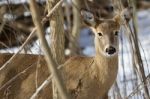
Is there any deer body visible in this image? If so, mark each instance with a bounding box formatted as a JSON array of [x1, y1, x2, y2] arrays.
[[63, 55, 118, 99], [0, 53, 117, 99], [62, 16, 120, 98]]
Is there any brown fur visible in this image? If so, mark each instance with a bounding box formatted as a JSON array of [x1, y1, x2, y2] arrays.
[[0, 53, 117, 99], [62, 56, 118, 99], [61, 18, 120, 99], [0, 54, 52, 99]]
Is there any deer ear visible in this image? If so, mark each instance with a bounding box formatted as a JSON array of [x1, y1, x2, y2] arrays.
[[121, 7, 133, 23], [113, 7, 133, 25], [81, 10, 96, 27]]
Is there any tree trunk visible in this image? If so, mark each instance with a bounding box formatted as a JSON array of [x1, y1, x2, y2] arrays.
[[69, 0, 81, 55], [47, 0, 65, 65], [47, 0, 65, 99]]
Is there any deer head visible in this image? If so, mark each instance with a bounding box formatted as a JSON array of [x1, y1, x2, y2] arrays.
[[81, 7, 132, 57]]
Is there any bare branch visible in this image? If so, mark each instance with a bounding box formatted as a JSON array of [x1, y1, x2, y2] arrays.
[[30, 63, 64, 99], [0, 0, 63, 75], [0, 63, 36, 91], [30, 75, 52, 99], [0, 28, 36, 72], [29, 0, 70, 99], [42, 0, 63, 23]]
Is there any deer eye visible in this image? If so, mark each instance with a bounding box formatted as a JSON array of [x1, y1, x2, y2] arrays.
[[97, 32, 103, 36], [114, 31, 119, 36]]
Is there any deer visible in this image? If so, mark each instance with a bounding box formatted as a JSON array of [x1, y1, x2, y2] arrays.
[[61, 8, 132, 99], [0, 7, 132, 99]]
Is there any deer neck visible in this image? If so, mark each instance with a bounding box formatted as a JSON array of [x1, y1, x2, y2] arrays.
[[94, 53, 118, 70], [93, 38, 118, 71], [91, 40, 118, 82], [91, 50, 118, 85]]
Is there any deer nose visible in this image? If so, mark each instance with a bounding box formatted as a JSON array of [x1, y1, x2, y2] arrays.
[[105, 46, 116, 55]]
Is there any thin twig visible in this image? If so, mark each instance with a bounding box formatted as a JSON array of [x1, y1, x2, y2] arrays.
[[0, 63, 36, 91], [0, 20, 6, 33], [0, 42, 10, 49], [43, 0, 63, 23], [126, 74, 150, 98], [30, 64, 63, 99], [0, 28, 36, 72], [30, 75, 52, 99]]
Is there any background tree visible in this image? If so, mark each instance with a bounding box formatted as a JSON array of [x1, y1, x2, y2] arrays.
[[47, 0, 65, 98]]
